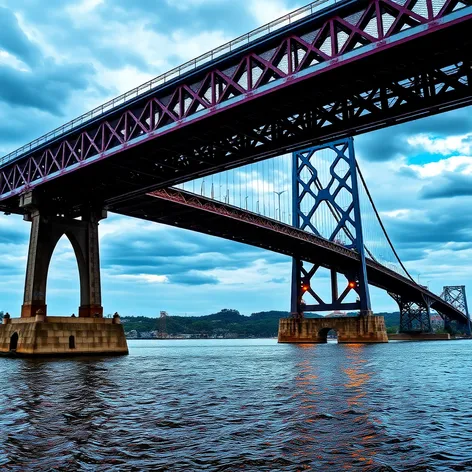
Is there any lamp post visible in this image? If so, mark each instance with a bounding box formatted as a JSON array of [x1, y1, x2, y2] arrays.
[[274, 190, 286, 221]]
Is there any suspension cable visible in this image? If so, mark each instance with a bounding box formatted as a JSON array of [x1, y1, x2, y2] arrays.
[[355, 161, 415, 282]]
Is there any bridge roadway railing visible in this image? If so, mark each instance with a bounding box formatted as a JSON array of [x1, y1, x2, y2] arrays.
[[0, 0, 470, 196], [0, 0, 341, 168], [141, 187, 466, 322]]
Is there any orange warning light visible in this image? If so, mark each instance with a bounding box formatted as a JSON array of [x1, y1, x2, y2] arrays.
[[348, 281, 357, 289]]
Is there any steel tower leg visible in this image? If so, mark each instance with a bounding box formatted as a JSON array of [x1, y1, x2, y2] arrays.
[[442, 286, 471, 336], [389, 293, 433, 333], [291, 138, 371, 317]]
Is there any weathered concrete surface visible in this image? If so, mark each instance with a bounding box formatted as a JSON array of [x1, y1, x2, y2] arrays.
[[19, 202, 106, 319], [388, 333, 450, 341], [278, 315, 388, 343], [0, 316, 128, 356]]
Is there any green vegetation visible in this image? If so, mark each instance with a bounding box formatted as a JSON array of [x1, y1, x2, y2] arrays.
[[123, 309, 291, 338], [121, 309, 401, 338]]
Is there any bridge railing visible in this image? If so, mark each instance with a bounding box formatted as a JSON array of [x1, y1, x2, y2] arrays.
[[0, 0, 340, 167]]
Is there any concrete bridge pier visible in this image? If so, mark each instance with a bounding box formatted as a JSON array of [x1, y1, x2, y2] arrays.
[[0, 192, 128, 356], [278, 314, 388, 343], [20, 202, 105, 319]]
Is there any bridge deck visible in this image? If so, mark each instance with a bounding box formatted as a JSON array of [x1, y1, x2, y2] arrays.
[[1, 0, 471, 213], [111, 187, 467, 323]]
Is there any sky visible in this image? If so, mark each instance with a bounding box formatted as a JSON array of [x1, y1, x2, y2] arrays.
[[0, 0, 471, 318]]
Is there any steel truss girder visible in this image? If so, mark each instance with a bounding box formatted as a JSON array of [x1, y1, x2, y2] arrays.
[[291, 138, 371, 316], [389, 292, 433, 333], [148, 188, 361, 260], [0, 0, 471, 205]]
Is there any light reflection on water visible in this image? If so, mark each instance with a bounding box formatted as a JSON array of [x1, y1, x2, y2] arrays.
[[1, 339, 472, 471]]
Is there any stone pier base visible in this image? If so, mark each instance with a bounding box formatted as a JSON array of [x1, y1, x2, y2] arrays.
[[388, 333, 450, 341], [0, 316, 129, 356], [278, 315, 388, 343]]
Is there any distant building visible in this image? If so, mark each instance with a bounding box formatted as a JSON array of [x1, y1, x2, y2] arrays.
[[325, 311, 347, 318]]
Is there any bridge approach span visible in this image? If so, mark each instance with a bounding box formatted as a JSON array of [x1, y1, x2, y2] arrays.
[[111, 187, 466, 324], [0, 0, 471, 213]]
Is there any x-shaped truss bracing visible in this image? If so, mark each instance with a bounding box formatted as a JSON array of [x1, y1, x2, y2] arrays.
[[389, 293, 433, 333], [0, 0, 471, 204], [440, 285, 472, 334], [291, 138, 371, 317]]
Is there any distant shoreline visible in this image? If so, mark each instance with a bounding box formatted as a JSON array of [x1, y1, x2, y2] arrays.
[[127, 337, 278, 340]]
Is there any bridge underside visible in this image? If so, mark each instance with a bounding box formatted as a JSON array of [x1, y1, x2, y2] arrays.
[[1, 19, 471, 214]]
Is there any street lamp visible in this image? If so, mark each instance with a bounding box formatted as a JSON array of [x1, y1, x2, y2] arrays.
[[274, 190, 286, 221]]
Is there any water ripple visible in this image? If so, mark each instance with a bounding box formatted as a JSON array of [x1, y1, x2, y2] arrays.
[[1, 339, 472, 471]]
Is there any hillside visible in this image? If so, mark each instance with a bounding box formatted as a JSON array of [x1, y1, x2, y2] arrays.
[[121, 309, 400, 338]]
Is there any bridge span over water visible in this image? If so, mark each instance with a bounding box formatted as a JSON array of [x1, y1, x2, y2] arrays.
[[0, 0, 470, 210], [0, 0, 471, 354], [114, 186, 466, 324]]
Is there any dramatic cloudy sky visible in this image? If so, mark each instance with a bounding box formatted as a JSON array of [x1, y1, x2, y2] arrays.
[[0, 0, 471, 317]]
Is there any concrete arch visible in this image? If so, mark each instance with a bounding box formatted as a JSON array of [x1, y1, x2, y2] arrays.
[[318, 327, 338, 343], [64, 229, 94, 310], [21, 211, 105, 318], [9, 332, 18, 351]]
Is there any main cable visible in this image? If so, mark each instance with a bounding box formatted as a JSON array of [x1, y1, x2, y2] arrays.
[[355, 161, 415, 282]]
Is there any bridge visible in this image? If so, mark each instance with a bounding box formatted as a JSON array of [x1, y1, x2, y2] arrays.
[[0, 0, 471, 354]]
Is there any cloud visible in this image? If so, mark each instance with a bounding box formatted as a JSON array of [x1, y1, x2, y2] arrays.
[[248, 0, 292, 24], [356, 108, 472, 163], [0, 61, 95, 114], [167, 272, 219, 285], [420, 173, 472, 199], [0, 6, 40, 67], [100, 215, 286, 279], [114, 273, 169, 284], [408, 134, 472, 156]]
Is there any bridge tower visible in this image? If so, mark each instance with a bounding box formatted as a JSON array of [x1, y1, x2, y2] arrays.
[[441, 286, 471, 336], [290, 138, 371, 318], [280, 138, 387, 343], [388, 292, 433, 334]]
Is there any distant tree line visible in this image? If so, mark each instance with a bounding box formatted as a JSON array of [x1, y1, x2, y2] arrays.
[[121, 309, 403, 338]]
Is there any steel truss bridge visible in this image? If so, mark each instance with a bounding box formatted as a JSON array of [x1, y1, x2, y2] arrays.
[[0, 0, 471, 332]]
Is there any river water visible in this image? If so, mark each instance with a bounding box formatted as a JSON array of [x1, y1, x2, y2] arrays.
[[1, 339, 472, 471]]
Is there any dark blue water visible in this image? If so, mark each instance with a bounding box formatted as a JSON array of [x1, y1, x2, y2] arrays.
[[1, 339, 472, 471]]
